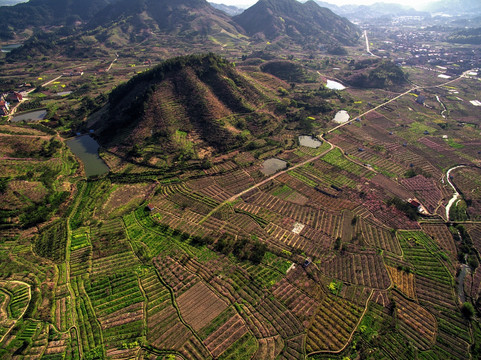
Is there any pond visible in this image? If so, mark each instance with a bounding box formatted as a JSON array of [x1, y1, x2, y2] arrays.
[[1, 43, 22, 53], [326, 80, 346, 90], [299, 135, 322, 148], [11, 109, 47, 122], [66, 135, 109, 177], [56, 91, 72, 97], [261, 158, 287, 176], [333, 110, 350, 124]]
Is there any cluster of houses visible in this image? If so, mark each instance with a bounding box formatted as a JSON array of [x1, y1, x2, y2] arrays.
[[0, 91, 23, 116]]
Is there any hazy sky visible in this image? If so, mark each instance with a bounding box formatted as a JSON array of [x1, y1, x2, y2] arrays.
[[209, 0, 438, 10]]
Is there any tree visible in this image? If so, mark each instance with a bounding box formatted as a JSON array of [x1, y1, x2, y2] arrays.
[[461, 302, 475, 320]]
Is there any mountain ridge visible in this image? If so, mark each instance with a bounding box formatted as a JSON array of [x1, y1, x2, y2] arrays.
[[233, 0, 361, 45]]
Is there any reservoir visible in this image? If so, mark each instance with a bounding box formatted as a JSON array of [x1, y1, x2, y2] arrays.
[[333, 110, 350, 124], [11, 109, 47, 122], [261, 158, 287, 176], [66, 135, 109, 177], [1, 44, 22, 53], [326, 80, 346, 90], [299, 135, 322, 148]]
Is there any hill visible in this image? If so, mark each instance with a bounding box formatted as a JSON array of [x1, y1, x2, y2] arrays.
[[340, 59, 408, 89], [424, 0, 481, 15], [95, 53, 280, 165], [209, 2, 244, 16], [0, 0, 117, 39], [233, 0, 360, 46], [314, 1, 429, 21], [85, 0, 246, 45]]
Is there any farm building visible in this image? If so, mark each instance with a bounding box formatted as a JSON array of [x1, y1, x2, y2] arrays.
[[0, 100, 10, 116], [6, 91, 22, 102]]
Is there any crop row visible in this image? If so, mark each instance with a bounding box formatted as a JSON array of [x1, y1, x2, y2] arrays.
[[398, 232, 452, 285], [140, 269, 210, 360], [420, 224, 457, 263], [34, 220, 67, 263], [70, 277, 103, 354], [321, 252, 391, 290], [278, 172, 357, 212], [8, 283, 30, 319], [306, 295, 363, 352], [386, 266, 416, 299], [392, 291, 436, 350], [356, 218, 402, 255], [271, 278, 319, 321], [86, 271, 144, 352], [321, 148, 373, 178]]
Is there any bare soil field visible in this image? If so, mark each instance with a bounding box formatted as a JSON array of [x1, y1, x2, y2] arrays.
[[177, 281, 229, 332]]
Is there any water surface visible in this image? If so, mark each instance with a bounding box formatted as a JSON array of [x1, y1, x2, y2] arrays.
[[261, 158, 287, 176], [1, 43, 22, 53], [11, 109, 47, 122], [326, 80, 346, 90], [299, 135, 322, 148], [333, 110, 350, 124], [56, 91, 72, 97], [66, 135, 109, 177]]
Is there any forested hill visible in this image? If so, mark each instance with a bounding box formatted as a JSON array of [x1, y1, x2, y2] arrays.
[[0, 0, 118, 39], [233, 0, 361, 45], [96, 54, 280, 163], [85, 0, 245, 40]]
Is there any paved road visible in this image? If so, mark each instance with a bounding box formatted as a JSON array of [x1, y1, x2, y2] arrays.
[[364, 30, 379, 58], [199, 142, 334, 224]]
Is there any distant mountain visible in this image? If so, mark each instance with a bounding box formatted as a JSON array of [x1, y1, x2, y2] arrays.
[[209, 2, 244, 16], [233, 0, 360, 45], [85, 0, 246, 46], [313, 1, 429, 21], [0, 0, 118, 39], [424, 0, 481, 15], [96, 54, 280, 161]]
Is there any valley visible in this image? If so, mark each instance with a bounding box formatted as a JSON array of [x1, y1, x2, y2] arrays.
[[1, 0, 481, 359]]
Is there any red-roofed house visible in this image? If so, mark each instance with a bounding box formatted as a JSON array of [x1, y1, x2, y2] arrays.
[[6, 91, 22, 102]]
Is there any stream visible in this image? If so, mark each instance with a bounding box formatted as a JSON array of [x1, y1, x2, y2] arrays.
[[436, 95, 447, 118], [445, 165, 465, 221], [457, 263, 470, 303]]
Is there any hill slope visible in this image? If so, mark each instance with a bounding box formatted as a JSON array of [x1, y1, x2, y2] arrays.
[[86, 0, 245, 43], [0, 0, 117, 39], [233, 0, 360, 45], [96, 54, 280, 164]]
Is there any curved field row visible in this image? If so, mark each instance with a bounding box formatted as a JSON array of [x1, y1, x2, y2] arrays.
[[271, 278, 319, 321], [203, 313, 248, 358], [306, 295, 363, 352], [356, 218, 402, 255], [177, 281, 228, 332], [386, 265, 416, 299], [141, 270, 210, 360], [392, 292, 437, 350], [398, 232, 452, 285], [253, 335, 283, 360], [421, 224, 457, 263], [153, 256, 199, 297], [277, 334, 305, 360], [321, 252, 391, 290]]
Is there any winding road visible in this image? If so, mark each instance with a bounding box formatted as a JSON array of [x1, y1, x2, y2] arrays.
[[445, 165, 466, 221], [198, 68, 473, 226]]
